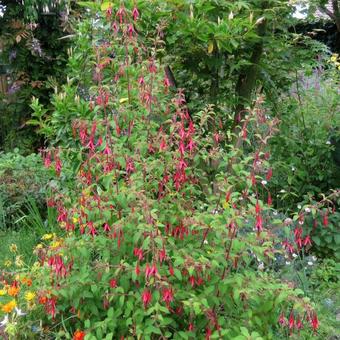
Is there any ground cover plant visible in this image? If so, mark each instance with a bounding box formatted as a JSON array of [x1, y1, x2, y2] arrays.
[[0, 1, 339, 339]]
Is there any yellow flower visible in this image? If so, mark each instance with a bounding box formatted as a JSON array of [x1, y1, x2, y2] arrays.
[[35, 243, 43, 250], [72, 216, 79, 223], [330, 55, 337, 62], [15, 256, 24, 268], [0, 289, 6, 296], [42, 233, 53, 240], [24, 291, 36, 302], [4, 260, 12, 267], [1, 300, 16, 313], [50, 241, 62, 249], [9, 244, 17, 253]]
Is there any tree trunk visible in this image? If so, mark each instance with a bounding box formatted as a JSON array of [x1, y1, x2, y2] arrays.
[[232, 20, 266, 136]]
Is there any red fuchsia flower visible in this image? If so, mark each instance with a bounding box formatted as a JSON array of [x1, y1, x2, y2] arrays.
[[323, 211, 328, 226], [109, 279, 117, 288], [125, 158, 135, 175], [57, 206, 67, 222], [303, 235, 312, 246], [148, 59, 157, 73], [142, 289, 152, 309], [255, 214, 263, 233], [196, 277, 204, 286], [186, 137, 195, 152], [159, 138, 167, 151], [55, 154, 62, 176], [103, 223, 111, 232], [145, 263, 158, 279], [278, 312, 286, 326], [255, 201, 261, 214], [133, 247, 143, 260], [266, 168, 273, 181], [169, 265, 174, 276], [189, 276, 195, 287], [106, 6, 112, 18], [282, 240, 295, 254], [138, 76, 145, 86], [103, 143, 111, 155], [289, 312, 295, 331], [162, 288, 174, 307], [127, 24, 137, 38], [116, 6, 126, 24], [164, 76, 171, 88], [43, 150, 51, 168], [188, 323, 194, 332], [213, 132, 220, 144], [310, 312, 319, 333], [159, 248, 166, 263], [112, 21, 119, 34], [267, 192, 272, 206], [73, 330, 86, 340], [296, 317, 303, 331], [45, 297, 57, 319], [205, 327, 212, 340], [88, 222, 97, 237], [48, 255, 67, 278], [135, 263, 140, 276], [132, 6, 139, 21]]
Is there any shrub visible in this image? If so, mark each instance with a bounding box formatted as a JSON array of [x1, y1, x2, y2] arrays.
[[268, 58, 340, 212], [11, 4, 321, 339], [0, 149, 50, 228]]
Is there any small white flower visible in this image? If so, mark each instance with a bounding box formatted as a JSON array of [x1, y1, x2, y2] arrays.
[[284, 218, 293, 225], [297, 204, 302, 209], [299, 220, 304, 225], [0, 315, 9, 327], [285, 261, 291, 265], [307, 261, 313, 266], [15, 307, 26, 316], [312, 256, 317, 261], [261, 180, 267, 185], [280, 189, 286, 193], [292, 253, 298, 258], [273, 210, 278, 216], [305, 207, 311, 213], [291, 167, 296, 171], [326, 141, 331, 145], [258, 263, 264, 270], [203, 239, 208, 245]]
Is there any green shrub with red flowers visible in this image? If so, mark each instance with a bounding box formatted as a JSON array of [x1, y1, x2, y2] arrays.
[[0, 2, 327, 340]]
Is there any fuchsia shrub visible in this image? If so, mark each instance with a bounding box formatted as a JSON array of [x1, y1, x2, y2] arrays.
[[22, 3, 332, 339]]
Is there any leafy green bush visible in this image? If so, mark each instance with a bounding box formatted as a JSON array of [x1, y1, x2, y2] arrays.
[[268, 64, 340, 212], [0, 149, 50, 228]]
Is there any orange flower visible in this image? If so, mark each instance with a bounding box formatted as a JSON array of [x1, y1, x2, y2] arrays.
[[7, 286, 20, 297], [39, 296, 47, 304], [1, 300, 16, 313], [73, 330, 86, 340], [21, 277, 32, 286]]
